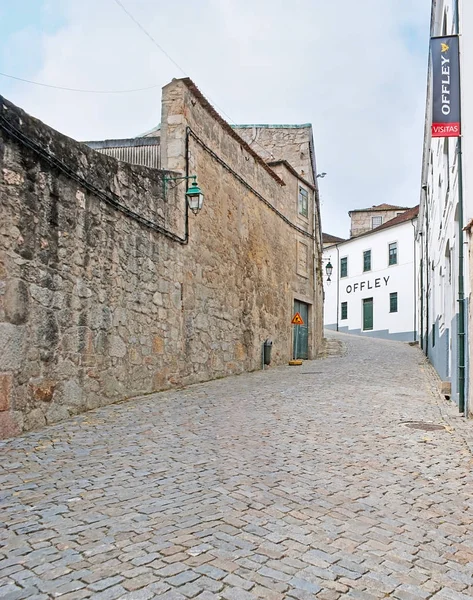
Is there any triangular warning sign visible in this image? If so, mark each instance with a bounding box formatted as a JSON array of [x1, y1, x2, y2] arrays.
[[291, 312, 304, 325]]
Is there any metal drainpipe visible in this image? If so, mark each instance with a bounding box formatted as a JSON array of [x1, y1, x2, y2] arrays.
[[420, 254, 424, 350], [411, 219, 417, 342], [458, 140, 466, 414], [454, 0, 466, 414], [425, 193, 430, 358], [313, 190, 320, 354], [336, 245, 340, 332]]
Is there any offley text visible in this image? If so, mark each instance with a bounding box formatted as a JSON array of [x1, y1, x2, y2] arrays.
[[441, 55, 451, 115], [346, 276, 390, 294]]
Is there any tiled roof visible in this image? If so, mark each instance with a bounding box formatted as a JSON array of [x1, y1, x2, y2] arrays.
[[323, 233, 346, 244], [371, 205, 419, 232], [349, 203, 410, 215]]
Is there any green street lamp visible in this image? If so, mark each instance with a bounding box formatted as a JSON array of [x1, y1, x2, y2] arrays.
[[325, 260, 333, 282], [185, 179, 204, 215], [163, 174, 204, 215]]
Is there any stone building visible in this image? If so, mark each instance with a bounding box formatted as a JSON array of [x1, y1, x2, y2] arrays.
[[0, 78, 323, 438], [348, 204, 412, 238]]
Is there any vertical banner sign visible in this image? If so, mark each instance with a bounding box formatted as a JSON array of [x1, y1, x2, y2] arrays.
[[431, 36, 461, 137]]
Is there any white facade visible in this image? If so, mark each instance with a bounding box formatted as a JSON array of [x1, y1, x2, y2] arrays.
[[417, 0, 473, 412], [324, 218, 417, 342]]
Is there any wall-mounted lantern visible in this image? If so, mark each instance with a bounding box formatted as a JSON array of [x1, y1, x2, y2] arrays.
[[322, 258, 333, 285], [185, 179, 204, 215], [164, 174, 204, 216], [325, 260, 333, 280]]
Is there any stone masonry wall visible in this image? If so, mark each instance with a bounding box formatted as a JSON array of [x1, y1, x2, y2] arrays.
[[0, 80, 323, 438], [161, 79, 322, 364], [0, 96, 187, 438], [235, 125, 315, 184], [226, 123, 323, 347], [350, 209, 407, 238]]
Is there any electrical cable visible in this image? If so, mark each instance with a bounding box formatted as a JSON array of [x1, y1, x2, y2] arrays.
[[0, 99, 313, 246], [0, 71, 162, 94], [112, 0, 187, 77], [188, 128, 315, 241], [112, 0, 275, 160], [0, 109, 188, 244]]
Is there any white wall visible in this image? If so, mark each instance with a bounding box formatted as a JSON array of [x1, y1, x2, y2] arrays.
[[324, 221, 416, 341], [417, 0, 471, 408]]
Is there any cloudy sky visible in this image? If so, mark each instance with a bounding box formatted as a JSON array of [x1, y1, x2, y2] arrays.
[[0, 0, 431, 237]]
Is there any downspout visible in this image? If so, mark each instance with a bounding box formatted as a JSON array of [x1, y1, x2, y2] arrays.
[[313, 186, 322, 354], [184, 127, 191, 243], [425, 193, 430, 358], [420, 254, 424, 350], [336, 245, 340, 331], [454, 0, 466, 414], [411, 219, 417, 342]]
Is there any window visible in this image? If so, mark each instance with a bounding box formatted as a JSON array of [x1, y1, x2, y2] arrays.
[[372, 216, 382, 228], [340, 257, 348, 278], [390, 292, 398, 313], [298, 186, 308, 217], [341, 302, 348, 320], [363, 250, 371, 272], [388, 242, 397, 266], [297, 241, 309, 277]]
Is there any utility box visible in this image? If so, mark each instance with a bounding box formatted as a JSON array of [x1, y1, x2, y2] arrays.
[[263, 339, 273, 365]]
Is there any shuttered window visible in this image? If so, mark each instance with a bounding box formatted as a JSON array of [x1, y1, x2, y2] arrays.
[[363, 250, 371, 272]]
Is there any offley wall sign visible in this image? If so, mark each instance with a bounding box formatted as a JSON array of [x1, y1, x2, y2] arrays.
[[431, 36, 460, 138], [346, 276, 390, 294]]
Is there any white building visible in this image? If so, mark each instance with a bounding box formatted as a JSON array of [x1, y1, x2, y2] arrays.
[[324, 207, 418, 341], [417, 0, 473, 413]]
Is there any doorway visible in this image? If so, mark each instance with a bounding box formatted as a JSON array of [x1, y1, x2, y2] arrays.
[[293, 300, 309, 359], [363, 298, 373, 331]]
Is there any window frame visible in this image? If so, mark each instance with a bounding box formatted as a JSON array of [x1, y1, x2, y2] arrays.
[[340, 256, 348, 278], [341, 302, 348, 320], [388, 241, 398, 266], [371, 216, 383, 228], [389, 292, 398, 313], [363, 249, 372, 273], [298, 186, 309, 218]]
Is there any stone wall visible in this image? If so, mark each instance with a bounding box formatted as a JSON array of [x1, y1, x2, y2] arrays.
[[234, 125, 315, 184], [0, 79, 323, 438], [161, 78, 322, 368], [350, 209, 407, 238]]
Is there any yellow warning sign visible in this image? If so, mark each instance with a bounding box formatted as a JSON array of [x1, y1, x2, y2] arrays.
[[291, 312, 304, 325]]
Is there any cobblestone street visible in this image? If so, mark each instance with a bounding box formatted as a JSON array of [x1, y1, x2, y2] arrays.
[[2, 333, 473, 600]]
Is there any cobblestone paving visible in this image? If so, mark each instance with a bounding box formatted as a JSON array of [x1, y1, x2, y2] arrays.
[[2, 333, 473, 600]]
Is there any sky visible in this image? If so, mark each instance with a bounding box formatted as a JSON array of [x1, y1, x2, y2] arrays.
[[0, 0, 432, 237]]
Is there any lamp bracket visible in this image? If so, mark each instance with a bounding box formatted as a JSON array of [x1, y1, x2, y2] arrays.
[[163, 174, 198, 198]]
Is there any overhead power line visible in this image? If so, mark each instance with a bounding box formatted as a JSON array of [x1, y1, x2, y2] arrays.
[[112, 0, 187, 77], [112, 0, 275, 160], [0, 71, 162, 94]]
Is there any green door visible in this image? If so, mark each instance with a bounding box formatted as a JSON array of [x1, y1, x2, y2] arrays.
[[363, 298, 373, 331], [293, 300, 309, 359]]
